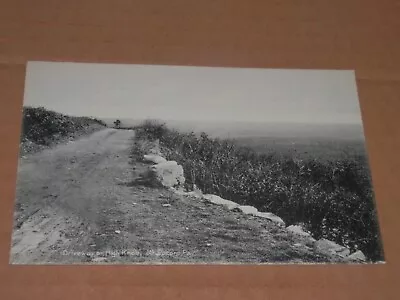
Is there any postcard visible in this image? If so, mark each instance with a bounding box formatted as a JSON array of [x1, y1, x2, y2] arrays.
[[10, 62, 384, 264]]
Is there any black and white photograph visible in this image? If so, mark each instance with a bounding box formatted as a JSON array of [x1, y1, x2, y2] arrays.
[[10, 61, 384, 264]]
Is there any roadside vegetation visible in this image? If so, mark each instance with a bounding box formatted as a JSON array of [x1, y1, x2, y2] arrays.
[[133, 120, 384, 262], [20, 106, 107, 155]]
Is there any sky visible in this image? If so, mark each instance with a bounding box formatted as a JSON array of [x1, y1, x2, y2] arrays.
[[23, 61, 362, 124]]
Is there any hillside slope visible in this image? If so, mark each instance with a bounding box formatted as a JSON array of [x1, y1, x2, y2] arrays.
[[11, 128, 341, 264], [131, 120, 383, 262], [19, 106, 106, 156]]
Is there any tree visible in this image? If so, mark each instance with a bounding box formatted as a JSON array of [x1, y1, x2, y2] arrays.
[[114, 119, 121, 128]]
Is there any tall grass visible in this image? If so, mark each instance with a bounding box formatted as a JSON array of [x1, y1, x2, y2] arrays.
[[134, 120, 384, 261]]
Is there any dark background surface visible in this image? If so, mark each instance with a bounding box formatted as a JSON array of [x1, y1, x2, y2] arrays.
[[0, 0, 399, 299]]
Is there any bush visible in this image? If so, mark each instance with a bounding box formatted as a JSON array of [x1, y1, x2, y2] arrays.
[[21, 106, 106, 146], [133, 120, 384, 261], [134, 119, 169, 141]]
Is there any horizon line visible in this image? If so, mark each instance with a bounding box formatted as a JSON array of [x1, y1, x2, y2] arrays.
[[100, 117, 363, 126]]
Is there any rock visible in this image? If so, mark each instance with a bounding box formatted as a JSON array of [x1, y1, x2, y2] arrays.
[[253, 212, 285, 227], [170, 187, 186, 195], [148, 161, 185, 188], [193, 184, 202, 193], [185, 191, 203, 199], [186, 184, 203, 198], [306, 236, 317, 244], [234, 205, 258, 215], [203, 194, 239, 210], [346, 250, 367, 262], [115, 230, 121, 234], [143, 154, 167, 164], [171, 187, 203, 199], [287, 225, 311, 237], [162, 203, 171, 207], [314, 238, 350, 257]]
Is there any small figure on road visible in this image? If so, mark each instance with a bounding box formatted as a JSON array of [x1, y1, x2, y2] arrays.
[[114, 119, 121, 129]]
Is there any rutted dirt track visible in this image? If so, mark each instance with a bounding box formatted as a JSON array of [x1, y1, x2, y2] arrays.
[[10, 128, 332, 264]]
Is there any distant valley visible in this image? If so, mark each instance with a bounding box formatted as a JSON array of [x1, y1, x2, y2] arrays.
[[101, 118, 366, 141]]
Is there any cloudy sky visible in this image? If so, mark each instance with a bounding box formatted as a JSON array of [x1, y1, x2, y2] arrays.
[[24, 61, 362, 124]]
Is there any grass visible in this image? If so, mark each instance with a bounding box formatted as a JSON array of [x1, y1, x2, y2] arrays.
[[99, 164, 337, 264], [133, 120, 384, 262], [20, 106, 107, 154]]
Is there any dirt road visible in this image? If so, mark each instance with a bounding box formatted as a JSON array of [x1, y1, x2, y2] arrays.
[[11, 128, 137, 263], [10, 128, 331, 264]]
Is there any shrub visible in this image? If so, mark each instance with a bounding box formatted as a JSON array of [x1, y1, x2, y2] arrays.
[[21, 106, 106, 146], [133, 120, 384, 261], [134, 119, 169, 141]]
